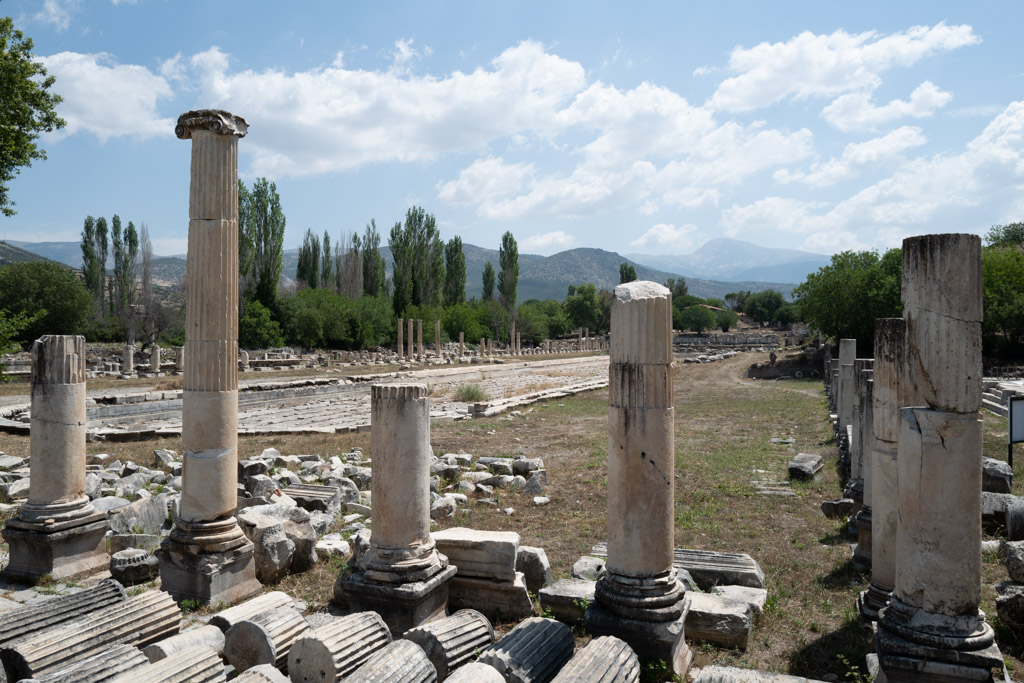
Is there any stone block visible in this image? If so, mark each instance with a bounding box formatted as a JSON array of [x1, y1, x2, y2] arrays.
[[788, 453, 823, 481], [1005, 540, 1024, 583], [337, 565, 457, 636], [447, 572, 534, 622], [983, 457, 1013, 494], [237, 513, 294, 583], [516, 545, 552, 594], [571, 556, 605, 581], [995, 581, 1024, 630], [685, 592, 753, 649], [109, 533, 162, 555], [712, 585, 768, 620], [432, 527, 519, 581], [109, 548, 160, 585], [821, 498, 855, 519], [538, 578, 595, 625], [107, 494, 169, 535], [591, 543, 765, 590]]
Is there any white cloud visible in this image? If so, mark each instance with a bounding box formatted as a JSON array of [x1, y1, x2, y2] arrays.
[[822, 81, 953, 132], [436, 157, 534, 207], [34, 0, 79, 32], [39, 52, 175, 142], [775, 126, 927, 187], [629, 223, 699, 252], [707, 23, 979, 112], [521, 230, 576, 253]]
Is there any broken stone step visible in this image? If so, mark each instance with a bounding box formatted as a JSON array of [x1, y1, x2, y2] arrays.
[[537, 579, 595, 626], [0, 589, 180, 681], [444, 661, 505, 682], [591, 543, 765, 590], [431, 527, 520, 581], [232, 663, 290, 682], [403, 609, 495, 680], [685, 592, 753, 650], [107, 645, 224, 682], [550, 635, 639, 682], [209, 591, 295, 632], [287, 611, 392, 682], [344, 639, 436, 683], [224, 605, 309, 672], [446, 572, 534, 622], [21, 643, 147, 683], [0, 578, 126, 647], [143, 624, 226, 662], [477, 617, 574, 683], [787, 453, 822, 481]]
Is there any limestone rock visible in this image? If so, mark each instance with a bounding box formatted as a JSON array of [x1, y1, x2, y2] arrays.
[[430, 497, 456, 520], [983, 457, 1013, 494], [820, 498, 855, 519], [109, 548, 160, 585], [238, 513, 295, 583], [538, 578, 595, 625], [788, 453, 823, 481], [516, 545, 552, 594], [996, 581, 1024, 629], [712, 585, 768, 620], [1005, 540, 1024, 583], [315, 537, 351, 559], [107, 493, 169, 535], [685, 592, 753, 649], [571, 556, 605, 581]]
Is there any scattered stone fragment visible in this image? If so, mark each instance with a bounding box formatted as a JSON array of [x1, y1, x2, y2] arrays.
[[820, 498, 856, 520], [516, 545, 552, 594], [143, 624, 226, 662], [209, 592, 295, 632], [445, 661, 505, 683], [109, 533, 162, 555], [109, 548, 160, 585], [1005, 540, 1024, 583], [477, 617, 573, 683], [538, 579, 596, 625], [712, 586, 768, 620], [590, 543, 765, 590], [403, 609, 494, 680], [432, 528, 520, 581], [685, 592, 754, 649], [550, 635, 639, 683], [983, 457, 1013, 494], [285, 483, 344, 514], [0, 578, 126, 648], [107, 645, 223, 682], [25, 643, 147, 683], [233, 663, 290, 682], [996, 581, 1024, 630], [106, 494, 169, 535], [533, 496, 550, 506], [237, 513, 295, 583], [571, 556, 605, 581], [787, 453, 823, 481], [288, 611, 391, 683], [314, 537, 350, 559], [430, 497, 456, 520]]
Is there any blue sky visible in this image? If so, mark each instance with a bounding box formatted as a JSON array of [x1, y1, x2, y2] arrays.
[[2, 1, 1023, 260]]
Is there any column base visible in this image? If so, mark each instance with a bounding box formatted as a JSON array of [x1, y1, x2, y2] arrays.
[[1, 512, 108, 583], [585, 600, 692, 678], [852, 506, 872, 569], [874, 623, 1004, 682], [857, 580, 892, 622], [335, 565, 457, 635], [157, 538, 262, 606]]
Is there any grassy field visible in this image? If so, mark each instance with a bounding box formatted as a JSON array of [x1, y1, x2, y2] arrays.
[[0, 350, 1020, 679]]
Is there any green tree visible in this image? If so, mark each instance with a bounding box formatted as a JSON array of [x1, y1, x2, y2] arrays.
[[320, 230, 333, 290], [564, 283, 600, 332], [389, 207, 444, 315], [361, 220, 385, 297], [481, 262, 495, 301], [619, 262, 637, 284], [110, 216, 139, 335], [985, 222, 1024, 249], [664, 278, 688, 300], [239, 300, 284, 349], [296, 228, 321, 289], [239, 177, 286, 309], [680, 305, 716, 333], [93, 216, 108, 314], [724, 290, 751, 312], [0, 308, 41, 380], [0, 16, 65, 216], [743, 289, 786, 325], [0, 262, 90, 342], [716, 308, 738, 332], [982, 246, 1024, 357], [444, 236, 467, 307], [443, 301, 487, 343], [498, 231, 519, 322], [794, 248, 902, 353], [80, 216, 102, 302]]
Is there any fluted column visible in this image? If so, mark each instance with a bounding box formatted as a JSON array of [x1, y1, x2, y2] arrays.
[[158, 109, 260, 605], [3, 336, 108, 581], [397, 318, 404, 359], [586, 281, 691, 676], [876, 234, 1001, 680]]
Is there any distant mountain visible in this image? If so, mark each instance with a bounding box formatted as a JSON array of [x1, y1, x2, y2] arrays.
[[0, 241, 54, 267], [627, 238, 830, 284], [13, 239, 797, 301]]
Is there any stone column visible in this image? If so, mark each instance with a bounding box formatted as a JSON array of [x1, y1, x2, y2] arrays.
[[174, 346, 185, 375], [847, 358, 872, 504], [586, 281, 691, 676], [516, 332, 521, 356], [435, 320, 442, 359], [336, 384, 455, 633], [407, 319, 414, 360], [837, 339, 856, 433], [122, 344, 135, 378], [397, 318, 404, 359], [150, 344, 162, 376], [459, 332, 465, 359], [158, 109, 260, 605], [852, 365, 873, 567], [859, 318, 904, 621], [875, 235, 1001, 680], [416, 319, 424, 360], [510, 321, 516, 356], [2, 335, 108, 582]]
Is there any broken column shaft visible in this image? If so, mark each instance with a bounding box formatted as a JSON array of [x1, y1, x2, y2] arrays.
[[158, 109, 260, 605], [398, 318, 405, 360], [223, 605, 309, 672], [585, 280, 691, 676], [875, 234, 1002, 681], [2, 335, 108, 582], [403, 608, 495, 680], [287, 611, 392, 683]]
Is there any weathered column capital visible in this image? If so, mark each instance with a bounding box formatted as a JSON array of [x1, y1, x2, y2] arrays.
[[175, 110, 249, 139]]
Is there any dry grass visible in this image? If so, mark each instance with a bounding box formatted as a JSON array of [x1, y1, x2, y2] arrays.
[[0, 351, 1020, 678]]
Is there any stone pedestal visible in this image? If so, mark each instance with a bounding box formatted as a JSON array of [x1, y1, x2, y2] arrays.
[[585, 281, 690, 677], [335, 384, 454, 633], [876, 234, 1002, 680], [2, 336, 108, 583], [157, 109, 260, 605]]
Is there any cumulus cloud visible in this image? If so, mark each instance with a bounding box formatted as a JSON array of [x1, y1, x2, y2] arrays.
[[822, 81, 953, 132], [707, 23, 978, 112], [34, 0, 79, 32], [39, 52, 175, 142], [436, 157, 534, 207], [775, 126, 927, 187], [629, 223, 699, 252], [521, 230, 576, 253]]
